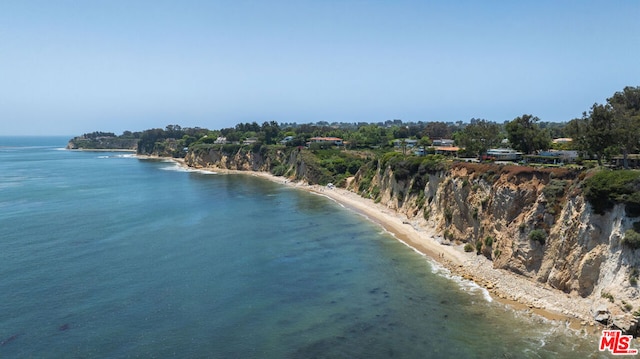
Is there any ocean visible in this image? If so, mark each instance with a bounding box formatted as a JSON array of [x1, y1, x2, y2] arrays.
[[0, 137, 615, 358]]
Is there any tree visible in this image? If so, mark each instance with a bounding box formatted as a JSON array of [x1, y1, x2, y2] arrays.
[[564, 117, 588, 155], [505, 114, 551, 154], [344, 131, 366, 149], [565, 104, 616, 166], [261, 121, 280, 145], [422, 121, 452, 140], [608, 86, 640, 169], [587, 103, 615, 166], [392, 126, 409, 139], [359, 124, 390, 147], [453, 120, 502, 157]]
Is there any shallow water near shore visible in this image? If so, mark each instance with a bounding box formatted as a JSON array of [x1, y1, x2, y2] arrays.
[[0, 137, 618, 358]]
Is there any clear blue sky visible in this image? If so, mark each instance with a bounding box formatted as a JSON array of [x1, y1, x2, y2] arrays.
[[1, 0, 639, 135]]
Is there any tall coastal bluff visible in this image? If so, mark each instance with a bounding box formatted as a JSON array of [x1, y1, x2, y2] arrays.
[[185, 146, 640, 334]]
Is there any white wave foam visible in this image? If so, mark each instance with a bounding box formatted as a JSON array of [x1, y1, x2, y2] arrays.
[[456, 277, 493, 302], [427, 259, 493, 302], [159, 164, 217, 175], [312, 192, 348, 208], [188, 168, 218, 175], [159, 165, 189, 172], [96, 154, 136, 159]]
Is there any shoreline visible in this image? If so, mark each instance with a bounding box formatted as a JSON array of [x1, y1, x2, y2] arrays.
[[160, 158, 605, 336], [67, 148, 137, 152]]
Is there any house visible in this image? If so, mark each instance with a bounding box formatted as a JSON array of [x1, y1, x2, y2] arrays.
[[432, 139, 455, 147], [552, 138, 573, 144], [243, 137, 258, 145], [526, 150, 578, 164], [280, 136, 294, 144], [393, 139, 418, 148], [611, 154, 640, 168], [485, 148, 523, 161], [308, 137, 343, 146], [433, 146, 460, 156]]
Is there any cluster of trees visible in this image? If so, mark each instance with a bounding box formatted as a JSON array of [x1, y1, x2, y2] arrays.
[[123, 118, 566, 158], [505, 115, 552, 155], [566, 86, 640, 168], [81, 131, 117, 139], [81, 85, 640, 166], [210, 120, 464, 149], [137, 125, 211, 156]]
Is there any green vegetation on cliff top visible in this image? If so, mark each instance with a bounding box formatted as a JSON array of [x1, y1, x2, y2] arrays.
[[69, 86, 640, 213]]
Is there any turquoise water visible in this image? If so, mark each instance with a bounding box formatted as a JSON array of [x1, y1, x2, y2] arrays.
[[0, 137, 615, 358]]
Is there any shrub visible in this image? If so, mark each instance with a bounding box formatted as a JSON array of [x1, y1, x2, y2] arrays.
[[371, 186, 381, 200], [386, 154, 447, 182], [472, 207, 479, 220], [542, 179, 568, 215], [481, 197, 489, 210], [630, 268, 639, 286], [444, 207, 453, 224], [484, 236, 494, 247], [493, 249, 501, 258], [358, 177, 372, 193], [418, 155, 447, 174], [583, 170, 640, 215], [482, 169, 498, 183], [464, 243, 474, 252], [271, 164, 288, 176], [416, 191, 426, 209], [475, 240, 483, 254], [519, 223, 526, 233], [380, 152, 402, 168], [423, 209, 431, 220], [601, 291, 615, 303], [622, 229, 640, 250], [410, 175, 427, 194], [528, 229, 547, 245]]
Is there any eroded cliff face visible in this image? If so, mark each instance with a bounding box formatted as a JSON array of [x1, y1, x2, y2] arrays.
[[184, 146, 329, 184], [350, 161, 640, 333], [185, 147, 272, 171]]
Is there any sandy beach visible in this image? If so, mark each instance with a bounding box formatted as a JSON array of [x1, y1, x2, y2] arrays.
[[165, 158, 605, 335]]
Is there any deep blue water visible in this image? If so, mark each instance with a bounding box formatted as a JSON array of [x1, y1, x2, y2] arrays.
[[0, 137, 614, 358]]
